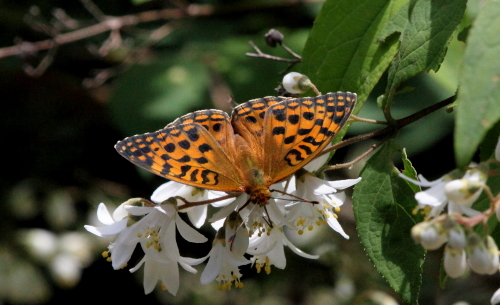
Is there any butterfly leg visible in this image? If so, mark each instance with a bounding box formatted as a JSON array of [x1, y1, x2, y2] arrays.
[[176, 193, 239, 210], [270, 189, 319, 204]]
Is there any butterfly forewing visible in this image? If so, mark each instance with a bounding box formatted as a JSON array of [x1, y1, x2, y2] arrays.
[[264, 92, 356, 182], [115, 122, 245, 192], [231, 96, 290, 148]]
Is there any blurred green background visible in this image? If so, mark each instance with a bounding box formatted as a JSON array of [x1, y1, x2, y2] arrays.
[[1, 0, 497, 304]]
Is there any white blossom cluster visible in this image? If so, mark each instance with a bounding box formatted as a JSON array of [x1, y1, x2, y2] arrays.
[[401, 137, 500, 305], [85, 169, 360, 295], [84, 72, 362, 295]]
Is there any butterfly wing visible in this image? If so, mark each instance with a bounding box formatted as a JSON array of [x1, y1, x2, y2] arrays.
[[231, 96, 290, 152], [263, 92, 356, 183], [115, 111, 245, 192]]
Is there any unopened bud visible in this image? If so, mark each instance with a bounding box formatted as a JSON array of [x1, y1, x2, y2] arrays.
[[446, 221, 467, 250], [282, 72, 313, 94], [411, 221, 447, 250], [444, 245, 466, 278], [444, 179, 482, 207], [264, 29, 284, 47], [467, 233, 499, 275]]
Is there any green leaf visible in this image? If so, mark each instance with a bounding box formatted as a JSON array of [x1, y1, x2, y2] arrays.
[[480, 120, 500, 162], [401, 148, 421, 193], [301, 0, 406, 108], [454, 0, 500, 168], [383, 0, 466, 95], [353, 141, 425, 305]]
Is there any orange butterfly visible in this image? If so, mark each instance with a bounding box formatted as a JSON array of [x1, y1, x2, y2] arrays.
[[115, 92, 356, 206]]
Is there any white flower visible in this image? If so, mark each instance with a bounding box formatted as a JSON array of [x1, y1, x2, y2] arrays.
[[247, 225, 318, 274], [84, 201, 130, 237], [467, 234, 499, 275], [282, 72, 308, 94], [151, 181, 235, 228], [399, 167, 487, 218], [447, 224, 467, 250], [444, 245, 466, 278], [287, 171, 361, 239], [128, 218, 205, 295], [411, 221, 447, 250], [200, 213, 251, 290], [85, 198, 208, 295]]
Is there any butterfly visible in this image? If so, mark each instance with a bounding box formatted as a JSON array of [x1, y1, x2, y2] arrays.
[[115, 92, 356, 206]]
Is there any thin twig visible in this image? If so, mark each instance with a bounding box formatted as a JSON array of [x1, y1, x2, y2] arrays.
[[0, 5, 211, 59], [245, 41, 301, 63], [321, 143, 379, 173], [350, 114, 388, 125], [317, 95, 456, 158], [280, 43, 302, 60], [80, 0, 107, 21]]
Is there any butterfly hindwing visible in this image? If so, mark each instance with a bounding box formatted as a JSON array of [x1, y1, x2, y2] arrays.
[[263, 92, 356, 182], [115, 122, 245, 192]]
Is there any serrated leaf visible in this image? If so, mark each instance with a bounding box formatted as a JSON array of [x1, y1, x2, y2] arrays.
[[301, 0, 407, 109], [401, 148, 421, 193], [384, 0, 466, 95], [454, 0, 500, 168], [353, 141, 425, 305]]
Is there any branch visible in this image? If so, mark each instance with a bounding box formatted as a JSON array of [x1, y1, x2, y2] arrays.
[[318, 95, 456, 157], [0, 5, 213, 59]]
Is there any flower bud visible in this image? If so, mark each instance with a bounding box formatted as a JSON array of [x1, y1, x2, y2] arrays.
[[282, 72, 313, 94], [467, 233, 499, 275], [486, 235, 500, 274], [446, 222, 467, 250], [264, 29, 284, 47], [411, 221, 447, 250], [444, 245, 466, 278], [444, 179, 482, 207]]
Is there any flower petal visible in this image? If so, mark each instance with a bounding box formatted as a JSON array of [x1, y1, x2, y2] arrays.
[[284, 236, 319, 259], [200, 244, 224, 284], [187, 205, 207, 229], [151, 181, 184, 203], [96, 203, 114, 225], [325, 216, 349, 239], [161, 260, 180, 296], [176, 216, 208, 243], [84, 218, 128, 237], [325, 177, 362, 190], [143, 258, 161, 294]]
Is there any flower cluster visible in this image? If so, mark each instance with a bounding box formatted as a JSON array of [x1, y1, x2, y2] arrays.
[[85, 169, 361, 295], [401, 138, 500, 304]]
